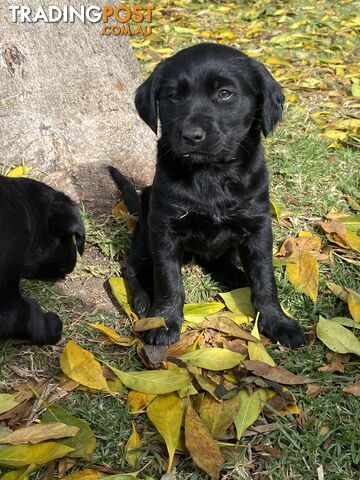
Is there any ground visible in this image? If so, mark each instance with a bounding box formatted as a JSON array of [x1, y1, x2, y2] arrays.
[[0, 1, 359, 479]]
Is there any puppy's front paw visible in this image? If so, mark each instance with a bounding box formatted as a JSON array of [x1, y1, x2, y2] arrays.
[[142, 313, 182, 346], [133, 290, 151, 317], [259, 312, 305, 348], [30, 312, 63, 346]]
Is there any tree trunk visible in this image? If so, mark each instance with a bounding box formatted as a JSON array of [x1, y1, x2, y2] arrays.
[[0, 0, 156, 212]]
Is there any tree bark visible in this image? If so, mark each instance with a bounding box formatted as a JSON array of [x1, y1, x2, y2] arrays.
[[0, 0, 156, 212]]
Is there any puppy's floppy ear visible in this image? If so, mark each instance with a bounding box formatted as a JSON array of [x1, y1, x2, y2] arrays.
[[253, 60, 284, 136], [135, 61, 164, 134], [48, 193, 85, 255]]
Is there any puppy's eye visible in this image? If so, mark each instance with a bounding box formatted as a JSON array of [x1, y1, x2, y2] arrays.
[[218, 89, 232, 100]]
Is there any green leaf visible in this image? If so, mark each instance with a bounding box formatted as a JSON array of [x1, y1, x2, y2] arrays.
[[219, 288, 255, 317], [316, 317, 360, 356], [42, 406, 96, 460], [0, 394, 22, 415], [234, 389, 266, 440], [180, 348, 245, 371], [331, 317, 360, 330], [109, 367, 191, 394], [147, 393, 183, 472]]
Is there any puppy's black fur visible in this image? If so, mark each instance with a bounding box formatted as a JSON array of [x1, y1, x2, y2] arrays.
[[110, 43, 305, 348], [0, 175, 85, 345]]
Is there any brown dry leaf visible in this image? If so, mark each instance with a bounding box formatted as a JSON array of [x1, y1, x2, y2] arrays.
[[127, 391, 156, 413], [306, 385, 331, 398], [167, 331, 200, 358], [242, 360, 314, 385], [60, 341, 109, 392], [185, 401, 224, 479], [201, 316, 259, 343], [320, 220, 360, 252], [279, 235, 322, 257], [133, 317, 167, 332], [253, 443, 281, 459], [221, 338, 248, 355], [318, 352, 350, 373], [343, 378, 360, 397], [199, 394, 240, 438], [0, 423, 79, 445], [112, 200, 137, 231]]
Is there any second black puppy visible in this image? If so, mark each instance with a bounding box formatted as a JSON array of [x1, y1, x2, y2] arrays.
[[110, 43, 305, 348], [0, 175, 85, 345]]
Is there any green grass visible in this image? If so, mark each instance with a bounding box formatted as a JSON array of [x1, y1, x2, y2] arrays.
[[1, 0, 360, 478]]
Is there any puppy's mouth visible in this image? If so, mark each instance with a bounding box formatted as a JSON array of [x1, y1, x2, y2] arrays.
[[181, 151, 218, 162]]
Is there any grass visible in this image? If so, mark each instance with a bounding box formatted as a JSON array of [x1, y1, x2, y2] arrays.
[[1, 0, 360, 479]]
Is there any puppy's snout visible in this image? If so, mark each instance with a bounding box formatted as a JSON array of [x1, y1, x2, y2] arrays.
[[182, 126, 206, 145]]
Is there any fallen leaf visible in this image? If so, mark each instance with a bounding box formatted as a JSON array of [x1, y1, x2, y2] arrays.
[[199, 394, 240, 438], [109, 367, 191, 394], [128, 391, 156, 413], [109, 277, 138, 320], [348, 289, 360, 322], [234, 389, 266, 440], [125, 423, 141, 468], [0, 394, 22, 415], [330, 317, 360, 330], [316, 317, 360, 356], [166, 331, 200, 358], [112, 200, 137, 231], [60, 341, 109, 392], [0, 423, 79, 445], [242, 360, 314, 384], [253, 443, 281, 459], [133, 317, 167, 332], [184, 401, 224, 479], [219, 288, 255, 317], [180, 348, 245, 371], [147, 393, 183, 472], [318, 352, 350, 373], [248, 316, 275, 366], [65, 470, 102, 480], [306, 385, 331, 398], [89, 323, 134, 346], [343, 378, 360, 396], [286, 251, 319, 303], [0, 442, 74, 468], [6, 166, 30, 177], [183, 302, 225, 316], [42, 405, 96, 460], [320, 220, 360, 252], [326, 282, 349, 302], [201, 316, 259, 343]]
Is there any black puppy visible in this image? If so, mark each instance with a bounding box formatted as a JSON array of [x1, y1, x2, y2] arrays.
[[0, 175, 85, 345], [110, 43, 305, 348]]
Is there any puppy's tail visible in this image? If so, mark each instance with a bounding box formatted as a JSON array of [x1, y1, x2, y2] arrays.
[[108, 166, 141, 216]]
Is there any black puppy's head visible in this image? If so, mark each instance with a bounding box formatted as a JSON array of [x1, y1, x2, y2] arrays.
[[24, 185, 85, 281], [135, 43, 284, 163]]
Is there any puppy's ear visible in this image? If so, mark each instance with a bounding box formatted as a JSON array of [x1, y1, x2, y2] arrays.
[[253, 61, 284, 136], [135, 62, 164, 134], [48, 193, 85, 255]]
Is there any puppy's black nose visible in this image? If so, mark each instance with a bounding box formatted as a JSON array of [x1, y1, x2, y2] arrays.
[[182, 127, 206, 144]]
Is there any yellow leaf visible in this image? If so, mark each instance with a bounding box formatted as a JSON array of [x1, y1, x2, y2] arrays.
[[322, 129, 348, 140], [0, 394, 22, 415], [180, 348, 245, 371], [219, 288, 255, 317], [183, 302, 224, 316], [108, 277, 138, 320], [147, 394, 183, 473], [184, 402, 224, 479], [265, 55, 292, 67], [270, 199, 282, 222], [286, 251, 319, 303], [6, 166, 30, 178], [125, 423, 141, 468], [0, 442, 74, 468], [89, 323, 134, 346], [0, 465, 35, 480], [133, 317, 166, 332], [66, 470, 102, 480], [234, 389, 266, 440], [248, 316, 275, 366], [351, 83, 360, 97], [60, 341, 109, 392], [111, 201, 137, 231], [109, 366, 191, 394], [199, 395, 240, 438], [316, 317, 360, 356], [128, 391, 156, 413], [326, 281, 349, 302], [348, 289, 360, 323], [0, 423, 79, 445]]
